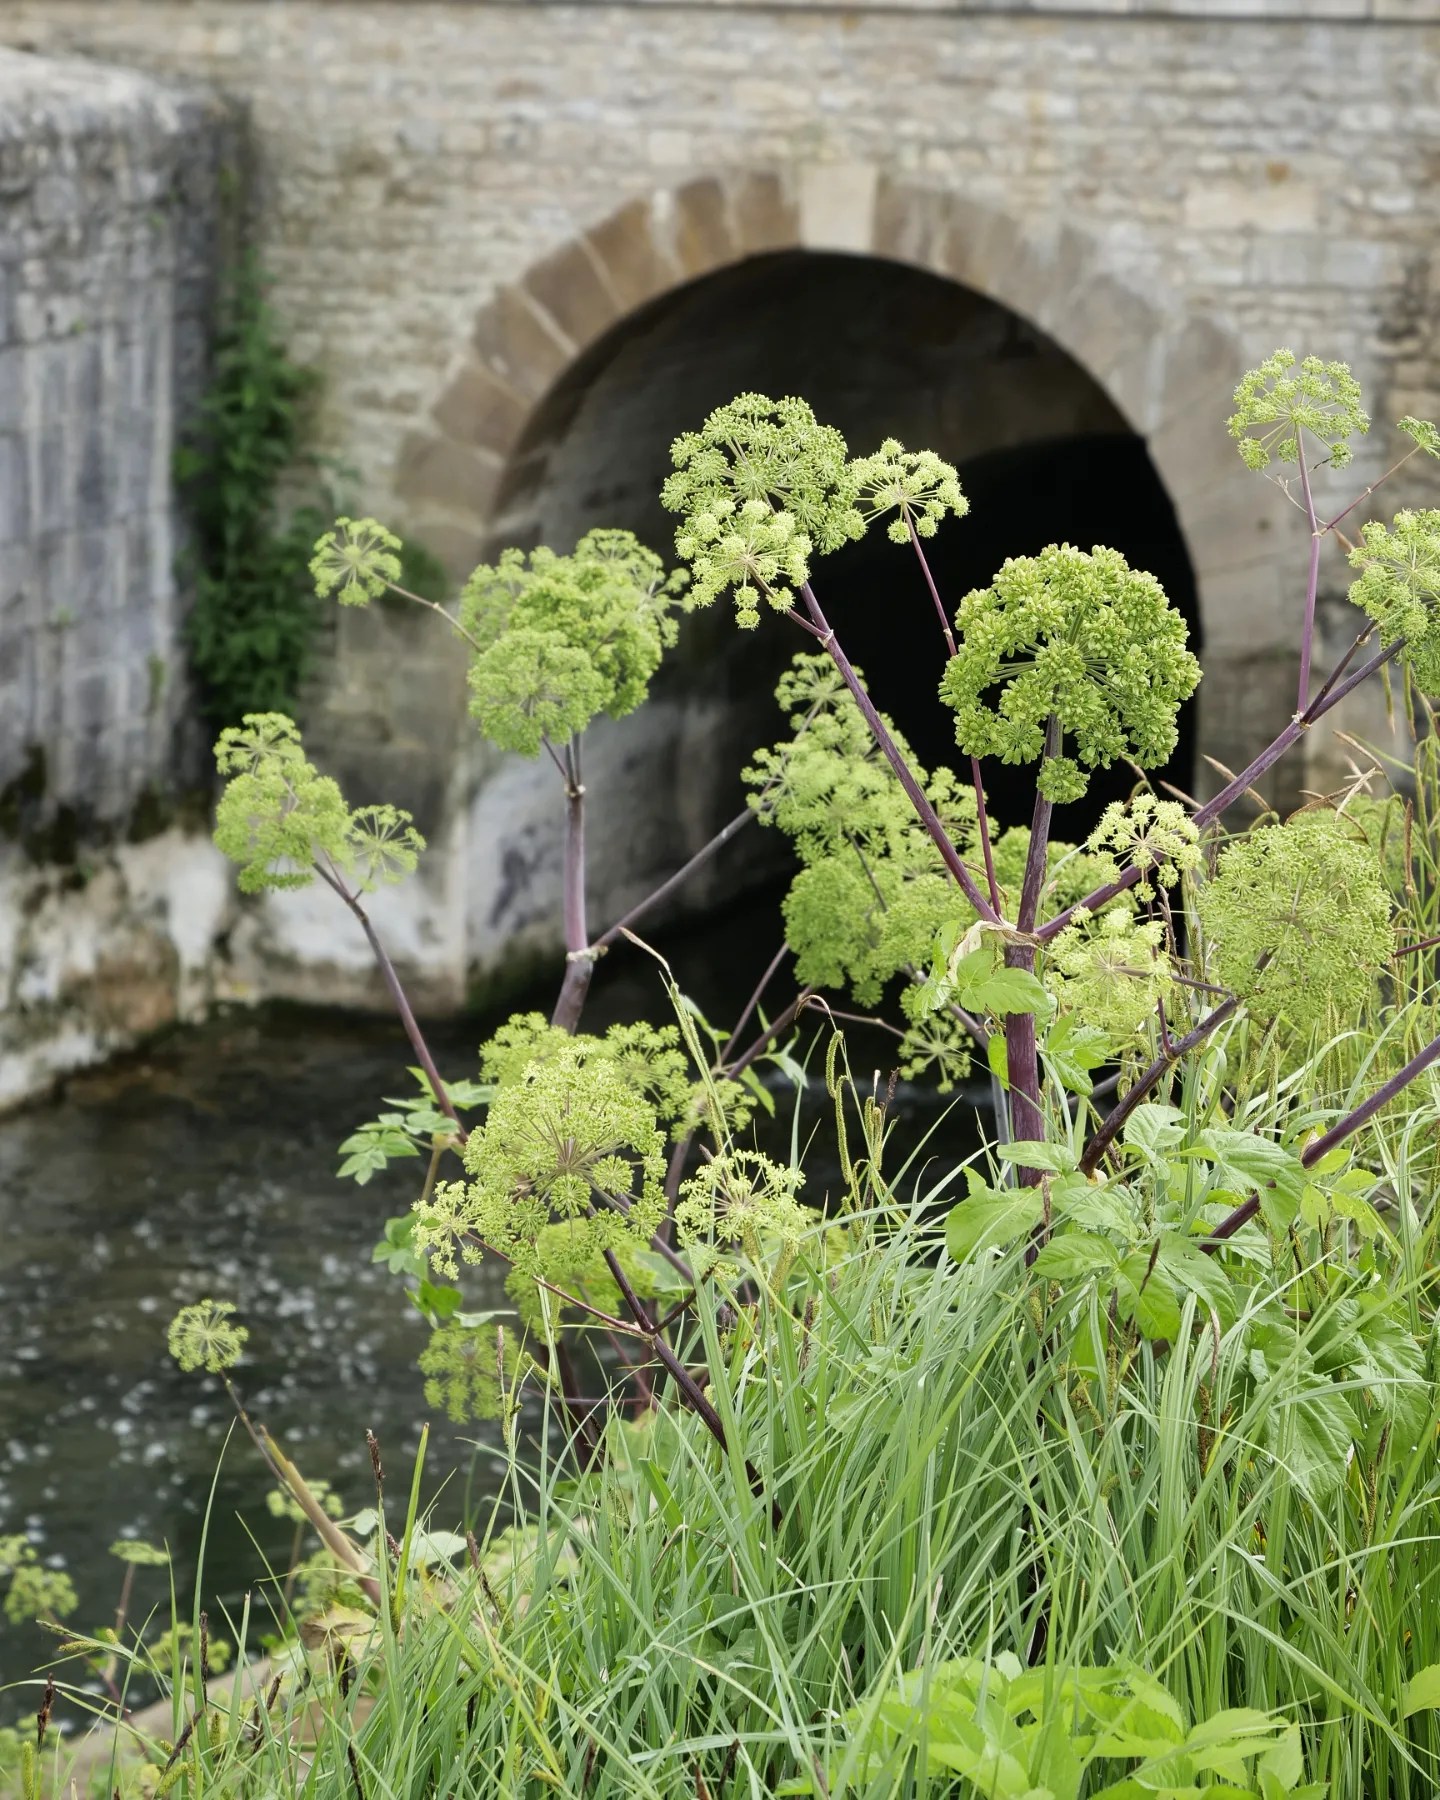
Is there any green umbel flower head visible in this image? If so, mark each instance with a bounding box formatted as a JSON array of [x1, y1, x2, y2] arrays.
[[461, 530, 684, 750], [310, 517, 403, 605], [1347, 509, 1440, 694], [1228, 349, 1370, 472], [850, 439, 968, 545], [413, 1036, 668, 1278], [939, 545, 1201, 803], [674, 499, 812, 626], [0, 1539, 77, 1627], [1048, 906, 1176, 1042], [1197, 810, 1393, 1031], [168, 1299, 248, 1374], [419, 1322, 516, 1425], [662, 394, 865, 621], [1087, 793, 1203, 899], [1398, 416, 1440, 459], [675, 1151, 812, 1269], [213, 713, 423, 892]]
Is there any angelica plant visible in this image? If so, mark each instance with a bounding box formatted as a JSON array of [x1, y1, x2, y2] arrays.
[[198, 347, 1440, 1537]]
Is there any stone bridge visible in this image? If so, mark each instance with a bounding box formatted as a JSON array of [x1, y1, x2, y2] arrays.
[[1, 0, 1437, 1099]]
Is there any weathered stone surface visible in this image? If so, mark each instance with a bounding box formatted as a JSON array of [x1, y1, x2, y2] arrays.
[[0, 47, 226, 833], [0, 1, 1436, 1104], [431, 359, 528, 457]]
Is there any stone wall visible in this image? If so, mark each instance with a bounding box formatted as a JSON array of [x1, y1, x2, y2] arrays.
[[0, 1, 1436, 1100], [0, 48, 228, 841], [0, 49, 236, 1106]]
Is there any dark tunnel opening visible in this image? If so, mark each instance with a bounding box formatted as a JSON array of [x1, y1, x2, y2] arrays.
[[817, 431, 1200, 835], [490, 248, 1202, 903]]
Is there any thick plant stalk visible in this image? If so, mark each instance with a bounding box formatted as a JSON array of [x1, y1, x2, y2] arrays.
[[1078, 997, 1239, 1176], [1037, 637, 1404, 944], [1205, 1027, 1440, 1248], [1294, 445, 1323, 713], [552, 735, 594, 1033], [796, 582, 1001, 925], [1003, 720, 1060, 1167], [603, 1247, 776, 1517], [902, 525, 1005, 912], [315, 862, 466, 1139]]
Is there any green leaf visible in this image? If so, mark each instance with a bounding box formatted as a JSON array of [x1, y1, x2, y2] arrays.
[[1265, 1383, 1353, 1501], [1123, 1104, 1186, 1160], [1044, 1014, 1110, 1098], [1402, 1663, 1440, 1716], [1155, 1229, 1237, 1323], [372, 1214, 426, 1278], [1031, 1234, 1119, 1282], [1197, 1130, 1305, 1230], [988, 1031, 1011, 1089], [962, 967, 1053, 1017], [946, 1191, 1045, 1261], [1053, 1181, 1143, 1242], [997, 1140, 1078, 1173], [408, 1280, 463, 1325], [1117, 1251, 1182, 1341]]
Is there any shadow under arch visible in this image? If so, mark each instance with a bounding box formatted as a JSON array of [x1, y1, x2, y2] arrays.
[[476, 248, 1201, 836], [384, 172, 1297, 985]]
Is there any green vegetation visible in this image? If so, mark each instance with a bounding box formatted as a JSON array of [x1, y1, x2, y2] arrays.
[[175, 259, 330, 733], [9, 354, 1440, 1797]]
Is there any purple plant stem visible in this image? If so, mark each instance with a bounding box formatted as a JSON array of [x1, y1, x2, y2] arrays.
[[1204, 1027, 1440, 1248], [907, 517, 958, 658], [1321, 442, 1420, 536], [1005, 721, 1059, 1167], [1036, 638, 1404, 945], [795, 582, 1001, 925], [1078, 997, 1239, 1177], [552, 735, 594, 1033], [1295, 447, 1323, 714], [316, 862, 466, 1139], [593, 807, 755, 953], [903, 523, 1005, 913]]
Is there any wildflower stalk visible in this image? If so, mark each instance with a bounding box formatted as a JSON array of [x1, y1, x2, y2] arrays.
[[1295, 441, 1324, 712], [1078, 996, 1240, 1176], [1205, 1026, 1440, 1248], [552, 735, 594, 1033], [1037, 636, 1404, 943], [1005, 718, 1062, 1165], [313, 858, 466, 1138], [793, 581, 1000, 924], [904, 523, 1002, 911]]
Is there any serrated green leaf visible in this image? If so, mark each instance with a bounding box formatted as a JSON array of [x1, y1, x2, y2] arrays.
[[1031, 1234, 1119, 1282], [1123, 1104, 1186, 1160], [946, 1191, 1045, 1261], [997, 1140, 1078, 1173]]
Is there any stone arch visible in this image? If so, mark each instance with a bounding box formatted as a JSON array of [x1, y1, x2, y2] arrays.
[[393, 165, 1298, 809]]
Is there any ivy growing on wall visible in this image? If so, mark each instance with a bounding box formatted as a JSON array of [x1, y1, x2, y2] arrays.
[[175, 257, 331, 733]]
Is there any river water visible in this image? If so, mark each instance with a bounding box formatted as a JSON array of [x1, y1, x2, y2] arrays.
[[0, 900, 985, 1719]]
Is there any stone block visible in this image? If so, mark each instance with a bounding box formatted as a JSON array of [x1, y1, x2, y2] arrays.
[[1183, 177, 1321, 233], [0, 434, 28, 540], [408, 517, 488, 585], [431, 358, 528, 456], [798, 161, 878, 255], [394, 430, 502, 517], [584, 195, 679, 311], [669, 176, 737, 278], [520, 237, 622, 352], [726, 169, 798, 257], [471, 284, 573, 402], [871, 177, 949, 270]]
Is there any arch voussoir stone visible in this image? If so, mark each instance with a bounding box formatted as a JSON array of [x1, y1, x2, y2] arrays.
[[395, 168, 1282, 796]]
